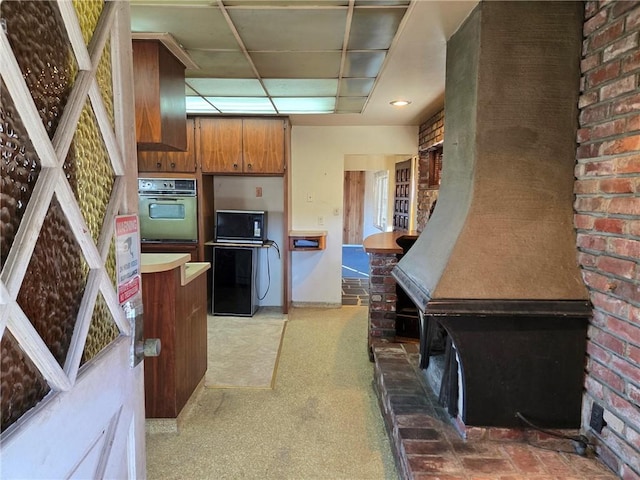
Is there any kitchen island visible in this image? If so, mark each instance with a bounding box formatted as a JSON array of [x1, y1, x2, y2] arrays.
[[141, 253, 210, 420]]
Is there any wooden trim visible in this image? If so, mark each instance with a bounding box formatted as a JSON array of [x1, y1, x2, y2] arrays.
[[130, 32, 199, 70]]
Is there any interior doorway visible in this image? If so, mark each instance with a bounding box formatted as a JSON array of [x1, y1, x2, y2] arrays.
[[342, 171, 369, 306]]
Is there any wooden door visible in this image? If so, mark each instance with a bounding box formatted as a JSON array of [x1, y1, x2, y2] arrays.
[[198, 117, 243, 173], [343, 171, 365, 244], [0, 2, 145, 477], [243, 118, 285, 174], [137, 118, 195, 173]]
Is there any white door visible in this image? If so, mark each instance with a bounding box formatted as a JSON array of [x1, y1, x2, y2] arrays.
[[0, 1, 145, 478]]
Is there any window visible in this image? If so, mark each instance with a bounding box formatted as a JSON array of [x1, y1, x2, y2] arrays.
[[374, 170, 389, 231]]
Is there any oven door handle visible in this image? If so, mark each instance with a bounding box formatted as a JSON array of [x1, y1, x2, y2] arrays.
[[144, 197, 183, 202]]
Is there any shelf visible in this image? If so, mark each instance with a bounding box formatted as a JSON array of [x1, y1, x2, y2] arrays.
[[288, 230, 327, 251]]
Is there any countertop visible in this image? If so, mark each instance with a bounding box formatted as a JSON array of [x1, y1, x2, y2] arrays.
[[141, 253, 210, 286], [362, 231, 419, 254]]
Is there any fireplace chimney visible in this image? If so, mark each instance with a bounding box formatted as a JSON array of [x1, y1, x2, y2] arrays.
[[393, 1, 590, 429]]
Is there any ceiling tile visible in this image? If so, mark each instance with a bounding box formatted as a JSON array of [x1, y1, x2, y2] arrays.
[[336, 96, 367, 113], [130, 5, 238, 50], [348, 7, 408, 50], [252, 52, 342, 78], [228, 8, 347, 51], [263, 79, 338, 97], [343, 51, 387, 78], [339, 78, 375, 96], [185, 50, 256, 78], [187, 78, 266, 96]]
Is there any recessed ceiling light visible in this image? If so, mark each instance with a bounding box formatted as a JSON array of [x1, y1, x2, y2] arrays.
[[390, 100, 411, 107]]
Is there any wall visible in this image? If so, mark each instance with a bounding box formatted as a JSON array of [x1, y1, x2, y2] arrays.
[[576, 2, 640, 477], [290, 126, 417, 305], [211, 176, 284, 307]]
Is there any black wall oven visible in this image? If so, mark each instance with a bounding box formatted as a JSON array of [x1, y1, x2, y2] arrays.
[[138, 178, 197, 242]]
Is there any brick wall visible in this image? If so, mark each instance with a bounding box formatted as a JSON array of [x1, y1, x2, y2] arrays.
[[416, 109, 444, 231], [368, 253, 398, 350], [576, 2, 640, 478]]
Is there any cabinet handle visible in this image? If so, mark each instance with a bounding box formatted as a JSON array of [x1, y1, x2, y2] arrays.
[[171, 162, 176, 168], [247, 163, 252, 170], [233, 163, 238, 170], [156, 162, 161, 168]]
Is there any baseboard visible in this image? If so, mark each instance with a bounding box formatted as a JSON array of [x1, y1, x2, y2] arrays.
[[291, 302, 342, 309]]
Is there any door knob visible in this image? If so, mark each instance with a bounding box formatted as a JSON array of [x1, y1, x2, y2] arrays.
[[136, 338, 161, 358]]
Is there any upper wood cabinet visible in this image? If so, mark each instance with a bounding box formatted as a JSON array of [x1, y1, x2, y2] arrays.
[[198, 117, 286, 174], [137, 118, 196, 173], [133, 40, 187, 152]]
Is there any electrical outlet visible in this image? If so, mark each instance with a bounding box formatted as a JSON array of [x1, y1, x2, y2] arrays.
[[318, 216, 324, 226], [256, 187, 262, 197], [333, 207, 340, 216], [306, 192, 313, 202], [589, 402, 606, 433]]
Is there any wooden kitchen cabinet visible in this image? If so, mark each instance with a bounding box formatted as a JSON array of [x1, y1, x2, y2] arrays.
[[137, 118, 196, 173], [198, 117, 285, 174], [142, 256, 209, 418], [133, 40, 187, 152]]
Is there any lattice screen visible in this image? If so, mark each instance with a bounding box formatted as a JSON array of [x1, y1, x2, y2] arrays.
[[0, 0, 129, 432]]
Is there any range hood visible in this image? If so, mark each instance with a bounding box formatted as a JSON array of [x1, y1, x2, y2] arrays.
[[394, 1, 588, 310], [392, 1, 591, 429]]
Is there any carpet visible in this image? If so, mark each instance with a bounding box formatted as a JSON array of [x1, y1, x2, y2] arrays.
[[205, 312, 287, 389]]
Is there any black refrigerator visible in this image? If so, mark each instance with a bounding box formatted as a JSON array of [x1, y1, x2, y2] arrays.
[[212, 246, 258, 316]]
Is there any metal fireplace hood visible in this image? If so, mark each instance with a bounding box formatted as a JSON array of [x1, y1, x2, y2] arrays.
[[393, 1, 589, 312]]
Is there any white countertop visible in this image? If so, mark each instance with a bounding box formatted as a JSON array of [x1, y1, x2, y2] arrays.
[[141, 253, 210, 286]]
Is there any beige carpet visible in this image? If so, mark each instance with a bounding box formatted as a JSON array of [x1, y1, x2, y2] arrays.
[[146, 306, 398, 480], [205, 310, 287, 389]]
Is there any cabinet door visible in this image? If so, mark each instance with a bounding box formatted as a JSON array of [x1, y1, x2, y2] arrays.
[[137, 118, 195, 173], [198, 117, 243, 173], [243, 118, 285, 174]]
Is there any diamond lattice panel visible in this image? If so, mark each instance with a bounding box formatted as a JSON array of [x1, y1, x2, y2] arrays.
[[0, 81, 41, 267], [81, 292, 119, 365], [1, 1, 77, 138], [73, 100, 115, 244], [17, 194, 89, 368], [73, 0, 115, 128], [0, 330, 50, 432]]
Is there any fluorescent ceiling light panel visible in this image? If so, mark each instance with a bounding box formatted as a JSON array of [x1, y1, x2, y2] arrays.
[[187, 78, 266, 96], [207, 97, 276, 114], [273, 97, 335, 113], [263, 79, 338, 97], [186, 96, 219, 113]]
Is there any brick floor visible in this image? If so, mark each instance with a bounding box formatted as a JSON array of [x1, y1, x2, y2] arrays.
[[373, 343, 618, 480], [342, 277, 369, 306]]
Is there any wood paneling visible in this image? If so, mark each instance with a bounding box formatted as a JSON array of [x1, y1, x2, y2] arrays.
[[343, 171, 365, 244], [137, 118, 195, 173], [142, 267, 208, 418], [198, 117, 243, 173], [133, 40, 186, 151]]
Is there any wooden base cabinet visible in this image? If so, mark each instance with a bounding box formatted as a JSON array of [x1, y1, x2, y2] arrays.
[[198, 117, 286, 174], [142, 266, 207, 418]]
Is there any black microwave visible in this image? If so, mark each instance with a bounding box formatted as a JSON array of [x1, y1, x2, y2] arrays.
[[215, 210, 267, 244]]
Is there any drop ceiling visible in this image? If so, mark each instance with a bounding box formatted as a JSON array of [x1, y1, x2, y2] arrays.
[[130, 0, 478, 126]]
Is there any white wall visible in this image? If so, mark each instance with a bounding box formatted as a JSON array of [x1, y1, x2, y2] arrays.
[[212, 176, 284, 307], [290, 126, 417, 305]]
